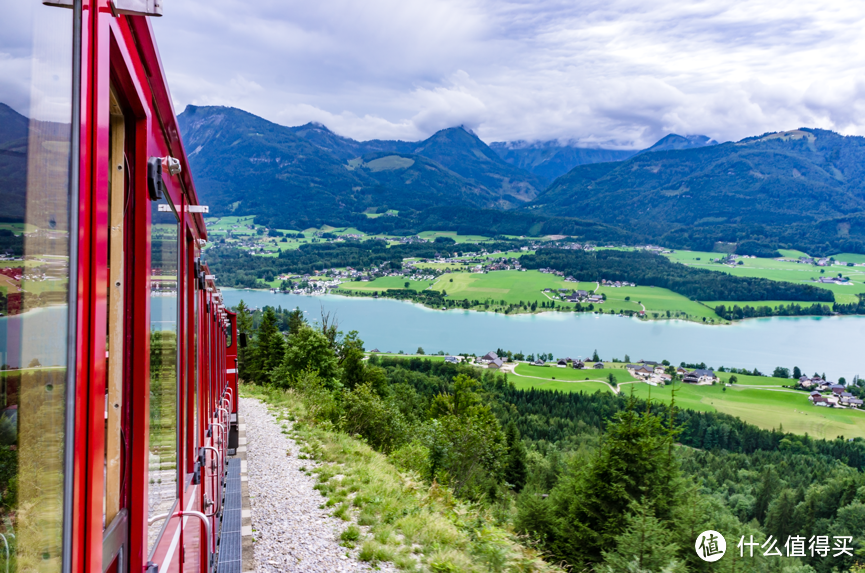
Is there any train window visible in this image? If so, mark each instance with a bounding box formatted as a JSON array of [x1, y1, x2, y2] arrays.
[[147, 192, 180, 553], [186, 235, 198, 476], [0, 1, 76, 570]]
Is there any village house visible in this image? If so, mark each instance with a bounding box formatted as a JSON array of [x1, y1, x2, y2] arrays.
[[444, 356, 459, 364], [532, 359, 546, 366], [683, 369, 718, 384], [593, 362, 605, 369], [479, 351, 499, 364], [627, 364, 654, 378], [572, 359, 585, 369], [557, 359, 568, 368], [488, 357, 505, 369]]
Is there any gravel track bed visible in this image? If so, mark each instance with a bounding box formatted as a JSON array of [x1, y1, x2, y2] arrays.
[[242, 397, 395, 573]]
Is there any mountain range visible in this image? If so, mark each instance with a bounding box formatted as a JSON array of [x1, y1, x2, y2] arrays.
[[175, 105, 865, 255]]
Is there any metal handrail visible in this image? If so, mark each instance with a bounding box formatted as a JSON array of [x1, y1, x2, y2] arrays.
[[200, 445, 222, 515], [146, 511, 213, 571]]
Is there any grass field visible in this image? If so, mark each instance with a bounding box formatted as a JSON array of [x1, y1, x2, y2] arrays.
[[430, 270, 568, 305], [514, 363, 638, 383], [627, 381, 865, 440], [598, 285, 721, 321], [717, 372, 790, 386], [663, 249, 865, 305], [834, 253, 865, 265], [425, 271, 724, 321], [339, 276, 437, 292], [511, 378, 614, 394], [416, 231, 490, 243]]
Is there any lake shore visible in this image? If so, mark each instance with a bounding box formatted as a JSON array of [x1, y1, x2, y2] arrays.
[[221, 289, 865, 381]]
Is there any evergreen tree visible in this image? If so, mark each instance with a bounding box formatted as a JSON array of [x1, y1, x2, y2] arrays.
[[544, 398, 682, 567], [286, 307, 305, 333], [754, 466, 780, 524], [765, 488, 798, 542], [593, 349, 600, 362], [793, 366, 802, 379], [504, 421, 528, 492], [597, 502, 684, 573], [248, 307, 284, 384]]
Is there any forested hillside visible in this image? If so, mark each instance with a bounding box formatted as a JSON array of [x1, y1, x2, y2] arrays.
[[177, 106, 543, 230], [237, 306, 865, 572], [488, 141, 633, 184], [532, 129, 865, 254], [179, 105, 865, 255], [489, 133, 716, 184]]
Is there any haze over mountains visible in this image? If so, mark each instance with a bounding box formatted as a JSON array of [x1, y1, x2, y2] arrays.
[[178, 104, 865, 255]]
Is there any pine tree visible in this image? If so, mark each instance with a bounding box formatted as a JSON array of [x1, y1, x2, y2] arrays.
[[545, 397, 682, 567], [765, 488, 798, 542], [597, 502, 684, 573], [248, 307, 284, 384], [504, 421, 528, 492], [286, 307, 305, 334], [754, 465, 779, 523]]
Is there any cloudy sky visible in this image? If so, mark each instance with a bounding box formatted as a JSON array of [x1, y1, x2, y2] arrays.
[[153, 0, 865, 148]]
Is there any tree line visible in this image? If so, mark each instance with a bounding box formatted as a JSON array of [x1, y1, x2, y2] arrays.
[[203, 239, 526, 287]]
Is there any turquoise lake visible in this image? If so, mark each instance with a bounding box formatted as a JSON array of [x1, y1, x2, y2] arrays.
[[222, 289, 865, 381]]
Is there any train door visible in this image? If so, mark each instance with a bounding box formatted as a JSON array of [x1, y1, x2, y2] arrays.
[[102, 87, 131, 573]]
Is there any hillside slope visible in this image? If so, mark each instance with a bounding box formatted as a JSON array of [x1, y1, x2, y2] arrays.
[[289, 123, 544, 205], [178, 106, 544, 229], [530, 129, 865, 252], [490, 140, 636, 183]]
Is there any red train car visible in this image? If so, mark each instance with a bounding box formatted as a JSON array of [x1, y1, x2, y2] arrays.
[[0, 1, 239, 571]]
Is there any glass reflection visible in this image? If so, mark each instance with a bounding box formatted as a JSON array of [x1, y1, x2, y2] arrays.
[[147, 197, 179, 554], [0, 1, 73, 571]]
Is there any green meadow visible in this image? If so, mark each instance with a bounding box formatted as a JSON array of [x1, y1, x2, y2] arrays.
[[663, 249, 865, 305], [416, 231, 491, 243], [513, 374, 865, 440], [597, 285, 721, 321], [339, 276, 436, 292], [627, 381, 865, 441], [514, 363, 638, 383], [430, 270, 568, 305], [511, 378, 614, 395]]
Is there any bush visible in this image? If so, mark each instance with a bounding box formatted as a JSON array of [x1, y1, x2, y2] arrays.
[[341, 383, 408, 453], [390, 440, 431, 477]]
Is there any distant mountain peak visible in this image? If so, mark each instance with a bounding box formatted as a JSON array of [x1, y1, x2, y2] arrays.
[[640, 133, 718, 154], [298, 121, 333, 132], [458, 124, 477, 136]]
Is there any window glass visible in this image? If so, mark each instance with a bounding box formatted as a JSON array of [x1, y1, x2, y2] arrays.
[[0, 1, 74, 570], [148, 195, 179, 553]]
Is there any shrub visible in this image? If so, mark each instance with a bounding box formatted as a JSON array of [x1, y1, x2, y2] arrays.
[[341, 383, 408, 453]]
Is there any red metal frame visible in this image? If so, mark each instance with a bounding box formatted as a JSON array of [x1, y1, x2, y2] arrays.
[[66, 3, 234, 571]]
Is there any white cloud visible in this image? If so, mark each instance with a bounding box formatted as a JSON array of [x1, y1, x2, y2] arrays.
[[153, 0, 865, 148]]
